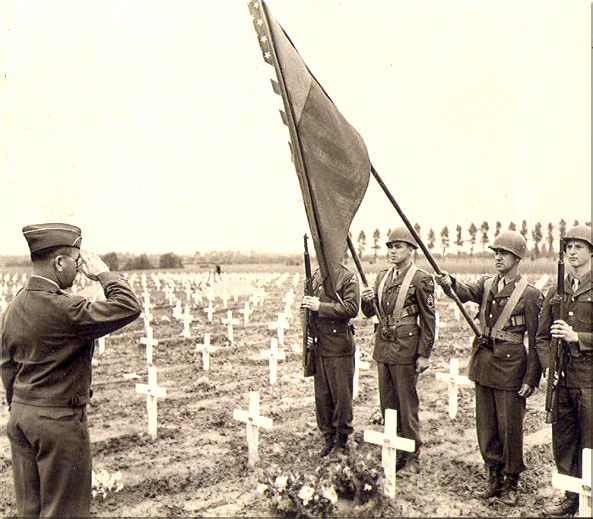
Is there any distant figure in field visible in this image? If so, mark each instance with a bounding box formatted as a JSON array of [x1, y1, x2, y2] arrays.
[[436, 230, 543, 506], [1, 223, 141, 517], [215, 264, 222, 275], [361, 226, 436, 475]]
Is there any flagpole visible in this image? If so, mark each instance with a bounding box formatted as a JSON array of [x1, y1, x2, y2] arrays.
[[346, 236, 385, 328], [370, 164, 481, 337]]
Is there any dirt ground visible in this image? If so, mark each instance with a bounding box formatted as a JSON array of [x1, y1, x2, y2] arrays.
[[0, 272, 561, 517]]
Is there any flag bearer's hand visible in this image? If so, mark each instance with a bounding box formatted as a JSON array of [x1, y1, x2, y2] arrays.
[[361, 287, 375, 302], [302, 296, 320, 311]]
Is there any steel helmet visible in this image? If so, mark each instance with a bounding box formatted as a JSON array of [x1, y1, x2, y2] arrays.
[[386, 226, 418, 249], [489, 230, 526, 259], [564, 225, 593, 248]]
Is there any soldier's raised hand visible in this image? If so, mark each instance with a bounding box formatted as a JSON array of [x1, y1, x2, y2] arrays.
[[79, 250, 109, 281], [435, 272, 452, 287], [361, 287, 375, 302]]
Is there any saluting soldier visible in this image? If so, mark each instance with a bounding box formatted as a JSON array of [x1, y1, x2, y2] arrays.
[[301, 260, 360, 457], [1, 224, 142, 517], [538, 225, 592, 518], [435, 230, 543, 506], [361, 226, 436, 474]]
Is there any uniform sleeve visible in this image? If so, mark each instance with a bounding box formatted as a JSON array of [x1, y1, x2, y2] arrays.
[[451, 276, 485, 304], [522, 287, 544, 387], [361, 272, 380, 318], [318, 272, 360, 320], [0, 328, 17, 405], [66, 272, 142, 339], [416, 274, 436, 358], [577, 331, 593, 351], [535, 288, 555, 371]]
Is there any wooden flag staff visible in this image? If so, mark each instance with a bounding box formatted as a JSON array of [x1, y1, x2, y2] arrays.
[[370, 163, 481, 337]]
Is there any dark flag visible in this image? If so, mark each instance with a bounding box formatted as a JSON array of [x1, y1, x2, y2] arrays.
[[247, 0, 370, 299]]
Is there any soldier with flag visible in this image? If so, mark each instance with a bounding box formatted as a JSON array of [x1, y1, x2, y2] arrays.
[[301, 255, 360, 457], [435, 230, 543, 506], [361, 226, 436, 475]]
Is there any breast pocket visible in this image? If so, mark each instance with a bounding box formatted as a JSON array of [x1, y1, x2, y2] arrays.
[[576, 301, 593, 326]]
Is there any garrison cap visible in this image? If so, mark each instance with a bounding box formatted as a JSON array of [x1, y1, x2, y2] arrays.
[[564, 225, 593, 248], [489, 230, 526, 259], [386, 226, 418, 249], [22, 223, 82, 253]]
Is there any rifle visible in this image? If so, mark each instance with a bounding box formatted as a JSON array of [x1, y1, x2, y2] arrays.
[[545, 238, 567, 424], [302, 234, 317, 377]]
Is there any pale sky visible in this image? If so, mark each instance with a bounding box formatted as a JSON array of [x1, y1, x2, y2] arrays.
[[1, 0, 590, 255]]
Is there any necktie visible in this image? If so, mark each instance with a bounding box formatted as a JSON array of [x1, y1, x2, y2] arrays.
[[572, 278, 580, 292], [497, 278, 506, 293]]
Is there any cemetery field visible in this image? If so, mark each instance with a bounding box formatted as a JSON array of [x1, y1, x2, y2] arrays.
[[0, 269, 562, 517]]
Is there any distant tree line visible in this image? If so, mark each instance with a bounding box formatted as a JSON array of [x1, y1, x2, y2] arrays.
[[356, 219, 591, 262]]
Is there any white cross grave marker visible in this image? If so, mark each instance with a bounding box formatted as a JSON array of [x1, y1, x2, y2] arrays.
[[173, 300, 182, 319], [203, 301, 216, 323], [97, 336, 107, 355], [232, 287, 240, 302], [181, 305, 194, 338], [435, 358, 471, 419], [222, 310, 240, 343], [195, 333, 217, 371], [220, 289, 230, 309], [260, 338, 286, 384], [233, 391, 273, 467], [135, 365, 167, 439], [353, 347, 371, 400], [552, 448, 592, 518], [140, 327, 159, 365], [239, 301, 253, 325], [364, 409, 415, 500], [268, 313, 289, 346]]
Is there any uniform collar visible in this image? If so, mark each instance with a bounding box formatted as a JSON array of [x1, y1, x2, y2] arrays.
[[27, 275, 62, 293], [493, 273, 521, 297], [568, 270, 591, 296]]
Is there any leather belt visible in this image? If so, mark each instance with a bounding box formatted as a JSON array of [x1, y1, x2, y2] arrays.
[[13, 390, 93, 407]]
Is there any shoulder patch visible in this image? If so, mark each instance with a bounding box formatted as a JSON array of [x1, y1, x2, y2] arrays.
[[426, 293, 435, 309]]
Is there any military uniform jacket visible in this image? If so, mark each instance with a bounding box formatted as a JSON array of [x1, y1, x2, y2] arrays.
[[536, 270, 592, 388], [452, 274, 543, 391], [311, 266, 360, 357], [361, 264, 436, 365], [1, 272, 141, 406]]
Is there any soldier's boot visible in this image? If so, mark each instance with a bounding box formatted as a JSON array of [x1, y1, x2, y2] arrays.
[[337, 433, 350, 455], [319, 434, 335, 458], [498, 473, 520, 506], [395, 452, 408, 471], [542, 492, 579, 517], [398, 451, 421, 475], [479, 467, 504, 499]]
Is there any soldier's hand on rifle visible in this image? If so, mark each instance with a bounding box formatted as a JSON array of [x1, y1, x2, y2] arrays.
[[518, 383, 535, 398], [416, 356, 429, 374], [435, 272, 452, 287], [361, 287, 375, 302], [302, 296, 320, 312], [551, 320, 579, 343]]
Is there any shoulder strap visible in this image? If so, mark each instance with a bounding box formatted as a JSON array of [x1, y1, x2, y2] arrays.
[[392, 265, 418, 318], [479, 276, 497, 333], [491, 275, 529, 333], [377, 267, 394, 316]]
